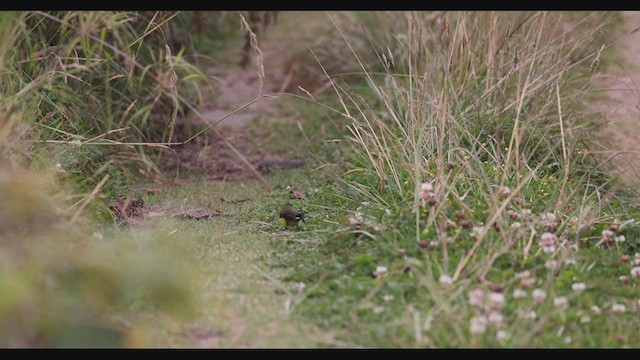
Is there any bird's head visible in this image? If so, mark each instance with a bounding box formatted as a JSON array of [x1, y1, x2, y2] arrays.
[[282, 202, 295, 212]]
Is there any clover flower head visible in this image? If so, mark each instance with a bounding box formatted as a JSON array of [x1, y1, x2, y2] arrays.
[[532, 288, 547, 304], [553, 296, 569, 310], [373, 266, 388, 278], [572, 282, 587, 293], [469, 316, 488, 334]]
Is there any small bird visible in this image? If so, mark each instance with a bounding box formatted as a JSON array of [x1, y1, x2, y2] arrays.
[[279, 202, 305, 229]]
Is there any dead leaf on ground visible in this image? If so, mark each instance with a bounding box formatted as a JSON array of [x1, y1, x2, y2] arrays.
[[290, 188, 305, 199], [109, 197, 147, 221]]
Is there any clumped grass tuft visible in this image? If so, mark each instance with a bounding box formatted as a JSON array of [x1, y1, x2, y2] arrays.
[[0, 11, 212, 347], [1, 11, 207, 206]]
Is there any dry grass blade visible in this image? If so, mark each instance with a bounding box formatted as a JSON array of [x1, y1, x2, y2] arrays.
[[165, 44, 179, 143], [32, 11, 269, 186], [70, 174, 110, 223], [239, 12, 265, 96]]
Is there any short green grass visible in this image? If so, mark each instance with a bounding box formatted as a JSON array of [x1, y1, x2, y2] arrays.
[[246, 11, 640, 348], [254, 140, 640, 347], [110, 176, 339, 347]]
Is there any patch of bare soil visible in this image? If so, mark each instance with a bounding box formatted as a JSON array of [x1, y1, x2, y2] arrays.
[[167, 13, 330, 183], [594, 12, 640, 187], [163, 125, 304, 182], [166, 127, 265, 181], [184, 324, 224, 348]]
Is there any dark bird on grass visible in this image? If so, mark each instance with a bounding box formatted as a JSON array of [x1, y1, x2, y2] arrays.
[[279, 202, 305, 229]]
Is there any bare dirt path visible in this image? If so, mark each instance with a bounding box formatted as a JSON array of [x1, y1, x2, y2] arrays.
[[196, 11, 332, 130], [170, 12, 336, 182], [596, 12, 640, 188]]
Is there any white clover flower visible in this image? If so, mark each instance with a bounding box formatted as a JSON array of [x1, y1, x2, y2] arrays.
[[540, 212, 557, 232], [487, 311, 504, 326], [373, 266, 388, 278], [471, 226, 484, 241], [553, 296, 569, 310], [523, 310, 537, 320], [564, 336, 572, 344], [611, 303, 626, 313], [619, 275, 629, 283], [615, 235, 626, 243], [580, 315, 591, 324], [565, 258, 577, 266], [601, 230, 614, 243], [541, 212, 556, 222], [512, 288, 527, 299], [420, 182, 434, 192], [499, 186, 511, 197], [631, 267, 640, 278], [419, 182, 436, 207], [540, 232, 557, 253], [634, 257, 640, 266], [487, 292, 505, 310], [439, 274, 454, 288], [296, 282, 306, 293], [572, 282, 587, 293], [510, 222, 522, 230], [496, 330, 510, 342], [532, 288, 547, 304], [520, 277, 536, 288], [545, 259, 558, 270], [469, 288, 485, 307], [591, 305, 602, 314], [349, 212, 364, 225], [470, 315, 488, 334], [521, 209, 532, 221], [383, 294, 394, 302], [541, 245, 556, 254]]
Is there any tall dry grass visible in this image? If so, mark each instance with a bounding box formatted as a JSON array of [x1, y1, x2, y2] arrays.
[[315, 11, 634, 346], [0, 11, 212, 347]]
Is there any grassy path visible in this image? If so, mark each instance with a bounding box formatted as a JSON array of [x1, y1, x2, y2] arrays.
[[110, 12, 343, 348], [115, 180, 336, 347]]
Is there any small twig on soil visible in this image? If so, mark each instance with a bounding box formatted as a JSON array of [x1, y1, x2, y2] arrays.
[[170, 208, 238, 219], [220, 197, 251, 203]]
